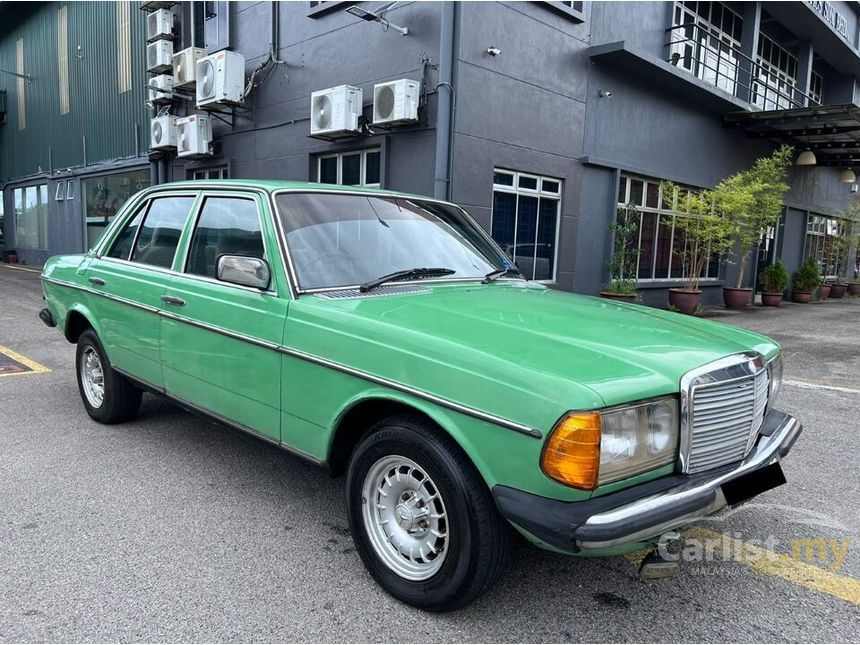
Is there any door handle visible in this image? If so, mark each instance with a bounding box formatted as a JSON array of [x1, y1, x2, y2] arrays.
[[88, 277, 105, 286], [161, 295, 186, 307]]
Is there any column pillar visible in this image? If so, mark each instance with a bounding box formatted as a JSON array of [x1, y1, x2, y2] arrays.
[[736, 2, 761, 104]]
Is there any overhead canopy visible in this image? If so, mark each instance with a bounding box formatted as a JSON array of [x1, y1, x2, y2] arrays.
[[724, 103, 860, 168]]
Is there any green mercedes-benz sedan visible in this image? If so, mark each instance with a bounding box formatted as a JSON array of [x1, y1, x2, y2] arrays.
[[40, 180, 801, 611]]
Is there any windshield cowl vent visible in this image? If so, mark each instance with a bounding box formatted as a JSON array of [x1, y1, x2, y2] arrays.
[[314, 285, 432, 300]]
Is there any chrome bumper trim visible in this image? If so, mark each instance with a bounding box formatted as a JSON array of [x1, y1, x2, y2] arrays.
[[575, 412, 802, 550]]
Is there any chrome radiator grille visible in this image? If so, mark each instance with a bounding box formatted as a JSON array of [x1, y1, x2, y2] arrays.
[[686, 365, 769, 474]]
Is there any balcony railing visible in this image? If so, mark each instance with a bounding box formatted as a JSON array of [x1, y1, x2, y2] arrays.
[[665, 22, 820, 111]]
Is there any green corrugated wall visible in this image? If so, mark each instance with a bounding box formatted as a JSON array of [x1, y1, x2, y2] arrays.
[[0, 2, 150, 182]]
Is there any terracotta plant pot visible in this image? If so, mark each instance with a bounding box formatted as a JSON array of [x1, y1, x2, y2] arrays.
[[723, 287, 753, 310], [668, 288, 701, 315], [830, 283, 847, 299], [791, 291, 812, 303], [600, 292, 637, 303], [848, 283, 860, 296], [761, 292, 783, 307], [818, 283, 832, 300]]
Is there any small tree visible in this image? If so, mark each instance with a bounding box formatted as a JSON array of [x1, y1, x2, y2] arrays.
[[604, 202, 639, 295], [661, 182, 735, 292], [793, 256, 821, 292], [721, 145, 794, 289], [761, 260, 789, 294]]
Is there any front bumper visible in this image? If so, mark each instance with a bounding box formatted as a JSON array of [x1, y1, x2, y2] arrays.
[[493, 409, 801, 552]]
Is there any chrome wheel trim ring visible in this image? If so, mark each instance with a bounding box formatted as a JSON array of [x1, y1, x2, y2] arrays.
[[361, 454, 450, 581], [80, 346, 105, 409]]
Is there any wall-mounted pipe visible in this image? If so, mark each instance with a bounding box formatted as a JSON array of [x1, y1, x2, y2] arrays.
[[433, 1, 456, 201]]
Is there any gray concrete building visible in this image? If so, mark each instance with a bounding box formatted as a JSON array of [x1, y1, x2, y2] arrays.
[[3, 1, 860, 305]]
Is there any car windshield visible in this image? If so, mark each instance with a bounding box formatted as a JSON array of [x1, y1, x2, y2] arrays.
[[275, 192, 511, 290]]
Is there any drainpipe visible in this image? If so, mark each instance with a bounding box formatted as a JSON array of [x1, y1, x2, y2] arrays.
[[433, 1, 456, 200], [271, 1, 280, 59]]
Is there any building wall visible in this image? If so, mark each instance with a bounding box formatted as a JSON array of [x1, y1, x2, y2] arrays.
[[0, 1, 151, 265], [170, 0, 443, 198], [0, 2, 150, 181], [575, 0, 860, 305], [446, 1, 590, 291]]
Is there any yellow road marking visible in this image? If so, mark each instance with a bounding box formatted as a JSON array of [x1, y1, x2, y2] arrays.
[[0, 346, 51, 377], [0, 263, 42, 274], [689, 528, 860, 605], [625, 528, 860, 606]]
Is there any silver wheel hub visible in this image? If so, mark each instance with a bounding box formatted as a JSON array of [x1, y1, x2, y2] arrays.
[[80, 346, 105, 408], [361, 455, 449, 581]]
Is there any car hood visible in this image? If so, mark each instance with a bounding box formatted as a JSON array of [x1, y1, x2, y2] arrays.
[[287, 282, 779, 428]]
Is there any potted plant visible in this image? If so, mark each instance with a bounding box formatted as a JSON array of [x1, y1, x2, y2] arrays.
[[792, 257, 820, 303], [601, 202, 639, 303], [720, 146, 793, 310], [760, 260, 789, 306], [828, 223, 853, 298], [661, 183, 734, 315]]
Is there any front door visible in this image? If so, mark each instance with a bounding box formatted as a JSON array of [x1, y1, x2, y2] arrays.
[[84, 194, 198, 387], [159, 192, 287, 442]]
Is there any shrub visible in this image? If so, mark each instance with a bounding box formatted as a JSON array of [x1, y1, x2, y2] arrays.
[[793, 257, 821, 293], [761, 260, 789, 294]]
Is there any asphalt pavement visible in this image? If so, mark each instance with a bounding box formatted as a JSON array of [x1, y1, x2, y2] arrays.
[[1, 264, 858, 643]]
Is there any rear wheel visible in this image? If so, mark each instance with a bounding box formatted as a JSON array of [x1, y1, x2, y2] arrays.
[[346, 415, 512, 611], [76, 329, 142, 424]]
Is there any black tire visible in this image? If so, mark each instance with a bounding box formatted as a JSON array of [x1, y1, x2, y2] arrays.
[[75, 329, 142, 424], [346, 414, 513, 612]]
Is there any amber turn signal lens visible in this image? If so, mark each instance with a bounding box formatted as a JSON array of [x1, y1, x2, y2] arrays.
[[541, 412, 601, 489]]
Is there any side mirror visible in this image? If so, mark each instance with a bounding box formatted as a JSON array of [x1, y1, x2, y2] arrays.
[[216, 255, 270, 290]]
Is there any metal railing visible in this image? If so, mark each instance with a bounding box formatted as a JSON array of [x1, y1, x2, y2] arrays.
[[665, 22, 821, 110]]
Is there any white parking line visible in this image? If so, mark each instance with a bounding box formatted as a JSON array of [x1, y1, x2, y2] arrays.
[[784, 379, 860, 394]]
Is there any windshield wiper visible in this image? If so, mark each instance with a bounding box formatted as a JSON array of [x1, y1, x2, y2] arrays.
[[482, 267, 522, 284], [359, 267, 456, 293]]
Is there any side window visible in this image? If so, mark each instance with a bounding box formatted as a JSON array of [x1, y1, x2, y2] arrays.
[[186, 197, 264, 279], [130, 196, 196, 269], [106, 204, 146, 260]]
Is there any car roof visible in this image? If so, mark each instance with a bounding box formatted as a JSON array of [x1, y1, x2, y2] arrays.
[[144, 179, 430, 201]]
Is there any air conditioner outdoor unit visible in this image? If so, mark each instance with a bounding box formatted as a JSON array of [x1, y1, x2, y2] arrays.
[[140, 1, 175, 11], [148, 74, 174, 104], [176, 114, 213, 157], [173, 47, 207, 88], [196, 50, 246, 108], [146, 40, 174, 74], [146, 8, 174, 42], [373, 79, 419, 125], [310, 85, 363, 139], [150, 115, 178, 150]]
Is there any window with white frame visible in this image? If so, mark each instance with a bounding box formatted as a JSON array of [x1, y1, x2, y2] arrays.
[[809, 70, 824, 105], [618, 174, 721, 281], [192, 167, 229, 180], [805, 214, 847, 279], [753, 33, 798, 110], [317, 148, 381, 188], [491, 170, 561, 281], [669, 1, 743, 95]]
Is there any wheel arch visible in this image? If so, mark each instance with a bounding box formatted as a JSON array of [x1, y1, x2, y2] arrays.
[[326, 390, 495, 487], [63, 306, 101, 344]]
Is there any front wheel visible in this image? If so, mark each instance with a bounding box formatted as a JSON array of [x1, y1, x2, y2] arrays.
[[346, 415, 512, 611], [76, 329, 142, 424]]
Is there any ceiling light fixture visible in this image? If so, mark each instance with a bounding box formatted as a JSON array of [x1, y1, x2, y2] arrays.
[[796, 149, 817, 166], [839, 168, 856, 183]]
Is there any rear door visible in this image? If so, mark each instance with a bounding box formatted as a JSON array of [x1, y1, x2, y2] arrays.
[[159, 191, 288, 442], [84, 193, 198, 387]]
